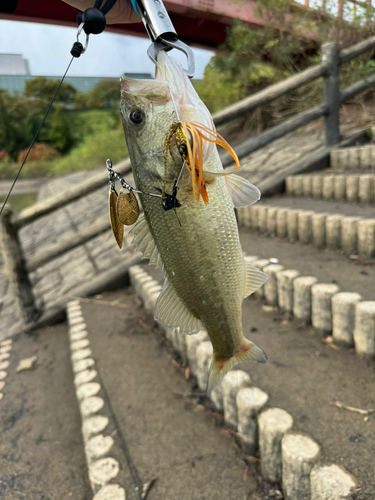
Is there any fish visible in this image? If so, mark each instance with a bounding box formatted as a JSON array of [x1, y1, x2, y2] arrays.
[[120, 52, 268, 394]]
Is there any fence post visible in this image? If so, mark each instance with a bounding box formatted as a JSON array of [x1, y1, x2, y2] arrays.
[[322, 42, 341, 146], [0, 206, 39, 323]]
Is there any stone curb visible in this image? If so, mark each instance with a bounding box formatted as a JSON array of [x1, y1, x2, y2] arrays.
[[66, 301, 127, 500], [0, 338, 13, 402], [285, 172, 375, 203], [237, 204, 375, 259], [128, 264, 358, 499]]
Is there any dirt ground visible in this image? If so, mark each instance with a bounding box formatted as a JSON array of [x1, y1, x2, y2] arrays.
[[81, 289, 271, 500], [0, 324, 91, 500]]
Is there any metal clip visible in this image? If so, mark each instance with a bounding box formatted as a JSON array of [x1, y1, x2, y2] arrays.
[[76, 22, 90, 54], [136, 0, 195, 78]]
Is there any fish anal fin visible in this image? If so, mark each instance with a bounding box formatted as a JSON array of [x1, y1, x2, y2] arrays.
[[154, 279, 202, 334], [207, 338, 267, 395], [244, 263, 268, 298]]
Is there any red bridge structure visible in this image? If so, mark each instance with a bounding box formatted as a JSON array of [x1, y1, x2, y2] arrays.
[[0, 0, 370, 49]]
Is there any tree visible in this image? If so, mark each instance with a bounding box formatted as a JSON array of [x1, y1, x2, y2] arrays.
[[24, 76, 77, 104], [73, 79, 121, 109]]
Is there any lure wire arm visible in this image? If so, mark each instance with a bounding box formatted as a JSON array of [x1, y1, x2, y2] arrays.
[[106, 159, 161, 199]]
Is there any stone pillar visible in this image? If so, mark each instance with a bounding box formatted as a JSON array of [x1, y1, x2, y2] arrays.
[[346, 175, 359, 203], [185, 331, 209, 377], [293, 276, 318, 323], [196, 341, 213, 391], [267, 207, 278, 236], [332, 292, 362, 346], [287, 210, 299, 242], [325, 214, 342, 250], [258, 408, 293, 483], [322, 175, 334, 201], [253, 259, 271, 298], [285, 177, 294, 195], [354, 301, 375, 356], [341, 216, 360, 255], [298, 210, 314, 244], [312, 176, 323, 199], [357, 219, 375, 259], [358, 175, 373, 204], [282, 433, 320, 500], [310, 464, 357, 500], [263, 264, 285, 306], [312, 213, 327, 248], [311, 283, 340, 333], [276, 209, 288, 238], [277, 269, 300, 313], [294, 176, 303, 196], [333, 175, 346, 201], [257, 206, 269, 233], [302, 176, 312, 197], [250, 205, 259, 230], [236, 387, 269, 455], [222, 370, 251, 430]]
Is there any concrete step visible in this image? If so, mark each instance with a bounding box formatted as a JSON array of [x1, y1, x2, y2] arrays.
[[129, 264, 375, 499], [237, 196, 375, 260], [0, 324, 91, 499], [286, 172, 375, 203], [66, 291, 266, 500]]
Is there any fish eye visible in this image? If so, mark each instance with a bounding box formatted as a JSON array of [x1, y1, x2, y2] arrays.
[[129, 109, 144, 125]]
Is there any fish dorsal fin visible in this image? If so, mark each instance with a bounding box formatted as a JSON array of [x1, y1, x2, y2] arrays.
[[129, 215, 164, 269], [154, 279, 202, 334], [204, 169, 261, 208], [244, 263, 268, 298]]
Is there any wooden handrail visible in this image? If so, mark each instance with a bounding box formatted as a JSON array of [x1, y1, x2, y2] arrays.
[[339, 35, 375, 65]]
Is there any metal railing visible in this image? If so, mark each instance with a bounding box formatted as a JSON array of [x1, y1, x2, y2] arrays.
[[1, 36, 375, 324]]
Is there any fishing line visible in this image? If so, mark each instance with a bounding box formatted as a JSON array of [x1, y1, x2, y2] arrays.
[[0, 56, 75, 216]]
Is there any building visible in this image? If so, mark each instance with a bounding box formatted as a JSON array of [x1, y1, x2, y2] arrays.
[[0, 53, 30, 75]]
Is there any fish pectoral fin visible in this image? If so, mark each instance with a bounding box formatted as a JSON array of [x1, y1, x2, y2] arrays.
[[203, 169, 261, 208], [129, 215, 164, 269], [244, 263, 268, 298], [207, 338, 267, 395], [154, 279, 202, 334]]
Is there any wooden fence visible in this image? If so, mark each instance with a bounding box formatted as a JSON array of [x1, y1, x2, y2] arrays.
[[1, 37, 375, 325]]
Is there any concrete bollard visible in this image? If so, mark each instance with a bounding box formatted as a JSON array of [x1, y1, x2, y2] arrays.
[[251, 205, 259, 231], [236, 207, 246, 227], [276, 209, 288, 238], [330, 149, 339, 169], [357, 219, 375, 259], [257, 205, 269, 233], [222, 370, 251, 430], [282, 433, 320, 500], [293, 277, 318, 323], [185, 331, 209, 376], [354, 301, 375, 356], [196, 341, 213, 392], [258, 408, 293, 483], [267, 207, 278, 236], [277, 269, 300, 313], [333, 175, 346, 201], [253, 259, 271, 298], [294, 176, 303, 196], [312, 213, 327, 248], [210, 384, 224, 412], [286, 177, 294, 195], [358, 175, 373, 204], [325, 215, 342, 250], [341, 216, 361, 255], [332, 292, 362, 346], [312, 176, 323, 199], [236, 387, 269, 455], [298, 210, 314, 244], [322, 175, 334, 201], [311, 284, 340, 333], [243, 206, 252, 228], [287, 210, 299, 242], [302, 176, 312, 197], [349, 148, 360, 170], [263, 264, 285, 306], [346, 175, 359, 203], [310, 464, 357, 500]]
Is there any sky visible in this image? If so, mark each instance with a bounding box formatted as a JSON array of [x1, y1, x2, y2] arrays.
[[0, 19, 215, 79]]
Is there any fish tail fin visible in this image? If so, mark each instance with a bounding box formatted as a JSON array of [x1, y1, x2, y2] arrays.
[[207, 338, 267, 396]]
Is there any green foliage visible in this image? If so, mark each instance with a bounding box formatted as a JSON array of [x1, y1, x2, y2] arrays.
[[47, 107, 74, 153], [74, 80, 121, 110], [25, 76, 76, 104]]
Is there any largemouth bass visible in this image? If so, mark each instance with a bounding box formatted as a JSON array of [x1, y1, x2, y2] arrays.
[[120, 53, 267, 393]]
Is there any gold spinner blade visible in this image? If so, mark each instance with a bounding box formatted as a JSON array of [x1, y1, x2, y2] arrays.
[[116, 189, 140, 226], [109, 189, 124, 249]]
